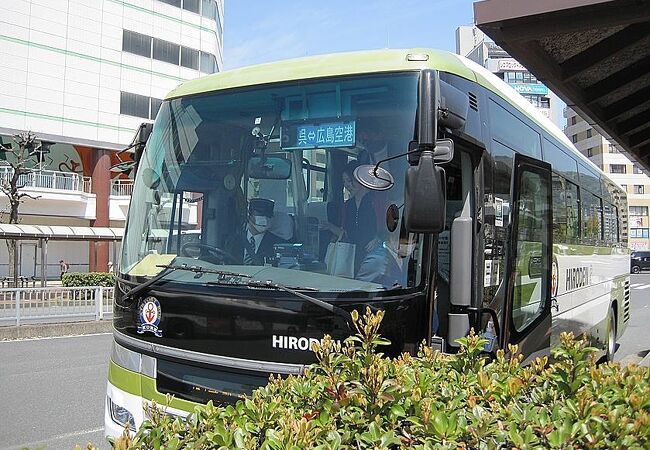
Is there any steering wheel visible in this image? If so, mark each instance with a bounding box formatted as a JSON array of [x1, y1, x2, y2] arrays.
[[180, 242, 238, 265]]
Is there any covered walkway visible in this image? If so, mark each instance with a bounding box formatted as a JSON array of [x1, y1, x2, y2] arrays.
[[0, 224, 123, 287]]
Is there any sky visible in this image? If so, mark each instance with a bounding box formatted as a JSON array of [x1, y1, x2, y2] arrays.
[[222, 0, 477, 69]]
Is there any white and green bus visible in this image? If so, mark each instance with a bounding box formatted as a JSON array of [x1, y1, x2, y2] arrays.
[[105, 49, 630, 436]]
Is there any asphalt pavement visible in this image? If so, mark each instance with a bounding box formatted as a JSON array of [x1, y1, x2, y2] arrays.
[[0, 333, 113, 450], [0, 276, 648, 450], [615, 273, 650, 364]]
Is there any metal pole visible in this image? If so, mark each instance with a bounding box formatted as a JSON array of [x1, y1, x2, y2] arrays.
[[40, 238, 45, 287], [15, 289, 21, 326], [13, 239, 18, 288], [112, 240, 118, 275], [44, 238, 48, 287], [96, 286, 102, 321]]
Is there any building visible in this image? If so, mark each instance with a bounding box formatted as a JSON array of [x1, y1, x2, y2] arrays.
[[455, 25, 561, 126], [565, 108, 650, 250], [0, 0, 224, 278]]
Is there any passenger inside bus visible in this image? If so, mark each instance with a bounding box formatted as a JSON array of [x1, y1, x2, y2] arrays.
[[320, 160, 383, 272], [356, 228, 416, 288]]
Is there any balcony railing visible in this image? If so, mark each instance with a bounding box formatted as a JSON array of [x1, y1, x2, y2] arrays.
[[0, 166, 92, 194], [111, 179, 134, 196]]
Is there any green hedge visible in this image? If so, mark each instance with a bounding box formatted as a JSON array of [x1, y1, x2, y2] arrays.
[[61, 272, 114, 287], [111, 309, 649, 449]]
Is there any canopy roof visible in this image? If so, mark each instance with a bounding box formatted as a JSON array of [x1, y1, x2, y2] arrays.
[[0, 224, 123, 241], [475, 0, 650, 173]]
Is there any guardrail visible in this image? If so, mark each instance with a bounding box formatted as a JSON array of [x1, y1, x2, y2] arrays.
[[111, 179, 134, 196], [0, 166, 92, 194], [0, 286, 114, 326]]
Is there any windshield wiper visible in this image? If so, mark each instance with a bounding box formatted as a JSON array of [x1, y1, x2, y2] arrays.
[[122, 263, 251, 301], [207, 278, 354, 330]]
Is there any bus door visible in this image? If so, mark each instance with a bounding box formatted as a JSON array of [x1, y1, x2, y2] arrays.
[[503, 154, 552, 360]]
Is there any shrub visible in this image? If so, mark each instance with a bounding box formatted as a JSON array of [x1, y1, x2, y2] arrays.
[[62, 272, 115, 287], [112, 308, 650, 449]]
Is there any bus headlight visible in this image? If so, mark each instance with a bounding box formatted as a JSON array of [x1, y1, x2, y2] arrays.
[[108, 396, 136, 432]]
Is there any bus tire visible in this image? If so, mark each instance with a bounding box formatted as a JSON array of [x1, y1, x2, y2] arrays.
[[606, 306, 617, 362], [632, 265, 641, 274]]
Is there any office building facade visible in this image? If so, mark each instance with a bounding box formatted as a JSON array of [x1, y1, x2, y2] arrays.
[[0, 0, 224, 277]]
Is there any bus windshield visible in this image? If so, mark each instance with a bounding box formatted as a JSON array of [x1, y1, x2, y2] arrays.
[[121, 73, 424, 293]]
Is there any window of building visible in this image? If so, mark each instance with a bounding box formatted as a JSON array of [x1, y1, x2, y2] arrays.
[[121, 30, 216, 73], [158, 0, 181, 7], [630, 228, 650, 238], [634, 165, 644, 174], [153, 38, 180, 65], [610, 164, 626, 174], [120, 92, 150, 119], [635, 185, 645, 195], [570, 116, 577, 125], [540, 97, 550, 108], [587, 148, 593, 157], [181, 47, 199, 70], [120, 92, 163, 120], [621, 184, 627, 192], [200, 51, 216, 73], [182, 0, 200, 13], [630, 206, 648, 216], [586, 129, 592, 138], [122, 30, 152, 58], [201, 0, 216, 19], [609, 143, 619, 153], [150, 97, 163, 119], [572, 134, 578, 143]]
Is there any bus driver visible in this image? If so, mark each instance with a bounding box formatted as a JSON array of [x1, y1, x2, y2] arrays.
[[241, 198, 286, 265]]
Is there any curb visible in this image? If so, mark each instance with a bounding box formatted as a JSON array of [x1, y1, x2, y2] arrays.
[[0, 320, 113, 340], [639, 352, 650, 367]]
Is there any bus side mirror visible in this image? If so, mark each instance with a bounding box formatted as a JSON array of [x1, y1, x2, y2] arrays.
[[404, 150, 446, 233], [134, 123, 153, 167]]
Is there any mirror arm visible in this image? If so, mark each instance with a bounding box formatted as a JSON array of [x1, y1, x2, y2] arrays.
[[417, 69, 438, 151], [372, 149, 422, 176]]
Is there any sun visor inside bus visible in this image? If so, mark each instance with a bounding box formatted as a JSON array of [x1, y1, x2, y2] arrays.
[[438, 80, 468, 131]]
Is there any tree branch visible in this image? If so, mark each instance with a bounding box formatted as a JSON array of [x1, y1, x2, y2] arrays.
[[17, 192, 41, 201]]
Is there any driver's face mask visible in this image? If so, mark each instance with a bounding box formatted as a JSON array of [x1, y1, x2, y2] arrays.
[[250, 215, 269, 232]]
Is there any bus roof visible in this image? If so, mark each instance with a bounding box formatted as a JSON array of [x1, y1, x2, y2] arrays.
[[165, 48, 616, 190]]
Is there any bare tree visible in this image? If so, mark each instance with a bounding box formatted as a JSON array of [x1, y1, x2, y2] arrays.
[[0, 132, 43, 282]]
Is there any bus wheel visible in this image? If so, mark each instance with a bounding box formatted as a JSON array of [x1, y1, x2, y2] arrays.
[[632, 265, 640, 274], [606, 307, 617, 362]]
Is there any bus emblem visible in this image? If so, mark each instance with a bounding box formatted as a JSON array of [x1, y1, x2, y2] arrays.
[[137, 297, 163, 337]]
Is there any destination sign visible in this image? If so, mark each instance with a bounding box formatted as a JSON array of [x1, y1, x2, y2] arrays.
[[281, 119, 356, 149]]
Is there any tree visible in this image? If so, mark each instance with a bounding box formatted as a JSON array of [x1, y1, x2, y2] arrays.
[[0, 131, 43, 283]]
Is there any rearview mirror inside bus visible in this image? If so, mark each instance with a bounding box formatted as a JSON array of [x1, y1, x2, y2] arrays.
[[248, 156, 292, 180]]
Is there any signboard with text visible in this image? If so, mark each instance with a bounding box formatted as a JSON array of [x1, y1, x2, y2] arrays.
[[509, 83, 549, 95], [281, 119, 356, 150]]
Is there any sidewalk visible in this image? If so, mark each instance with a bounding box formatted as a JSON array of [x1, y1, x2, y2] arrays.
[[0, 320, 113, 340]]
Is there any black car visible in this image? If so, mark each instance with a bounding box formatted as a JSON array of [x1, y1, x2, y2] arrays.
[[631, 251, 650, 273]]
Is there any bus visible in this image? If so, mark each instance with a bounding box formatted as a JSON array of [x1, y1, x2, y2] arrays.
[[105, 48, 630, 436]]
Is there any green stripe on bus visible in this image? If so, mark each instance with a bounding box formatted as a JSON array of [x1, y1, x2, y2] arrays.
[[108, 360, 142, 396], [108, 360, 200, 413]]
